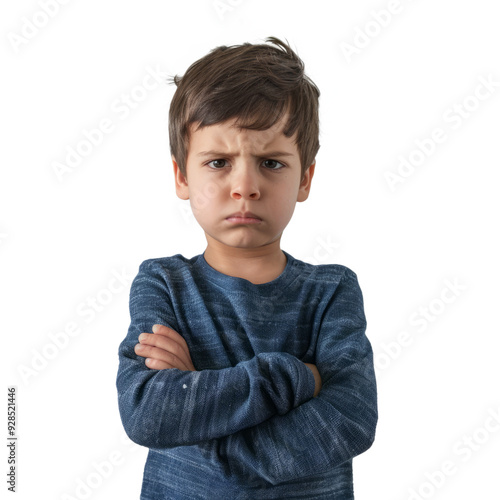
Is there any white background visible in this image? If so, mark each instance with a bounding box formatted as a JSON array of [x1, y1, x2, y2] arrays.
[[1, 1, 499, 499]]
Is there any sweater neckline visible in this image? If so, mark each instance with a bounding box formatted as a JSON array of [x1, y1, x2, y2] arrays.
[[194, 250, 297, 293]]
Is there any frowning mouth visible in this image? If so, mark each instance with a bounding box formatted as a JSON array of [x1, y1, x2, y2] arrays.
[[225, 216, 262, 224], [225, 211, 262, 224], [227, 211, 261, 219]]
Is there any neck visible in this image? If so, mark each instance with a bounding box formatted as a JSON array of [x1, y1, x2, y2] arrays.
[[203, 238, 287, 284]]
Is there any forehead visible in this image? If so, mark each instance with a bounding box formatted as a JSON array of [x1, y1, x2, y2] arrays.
[[187, 116, 299, 156]]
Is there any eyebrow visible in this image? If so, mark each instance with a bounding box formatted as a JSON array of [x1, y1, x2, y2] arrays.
[[196, 150, 295, 158]]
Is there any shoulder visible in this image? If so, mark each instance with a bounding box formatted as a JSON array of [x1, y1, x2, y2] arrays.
[[138, 253, 190, 271], [288, 256, 366, 321], [313, 262, 358, 282], [286, 255, 365, 309], [134, 253, 200, 283], [291, 254, 360, 288]]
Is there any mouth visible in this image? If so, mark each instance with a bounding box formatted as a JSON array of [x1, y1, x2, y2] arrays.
[[226, 211, 262, 220], [225, 212, 262, 224], [225, 216, 262, 224]]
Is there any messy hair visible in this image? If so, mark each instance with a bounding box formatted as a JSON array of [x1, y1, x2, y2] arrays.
[[167, 36, 320, 181]]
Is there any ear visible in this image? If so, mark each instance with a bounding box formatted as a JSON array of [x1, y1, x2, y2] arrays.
[[172, 156, 190, 200], [297, 162, 315, 202]]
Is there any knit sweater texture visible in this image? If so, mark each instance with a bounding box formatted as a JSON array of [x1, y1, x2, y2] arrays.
[[116, 250, 378, 499]]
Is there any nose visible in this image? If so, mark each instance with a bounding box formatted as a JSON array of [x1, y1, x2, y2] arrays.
[[230, 164, 261, 201]]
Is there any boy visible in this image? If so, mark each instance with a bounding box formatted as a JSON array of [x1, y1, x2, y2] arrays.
[[116, 36, 377, 499]]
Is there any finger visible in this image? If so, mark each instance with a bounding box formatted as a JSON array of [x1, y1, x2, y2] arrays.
[[139, 332, 196, 371], [135, 342, 187, 368], [142, 331, 186, 361], [151, 325, 195, 367], [152, 324, 190, 352], [144, 357, 176, 370], [135, 343, 191, 371], [138, 333, 192, 369]]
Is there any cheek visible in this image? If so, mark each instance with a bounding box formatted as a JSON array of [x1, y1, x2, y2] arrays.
[[275, 186, 300, 221], [189, 181, 223, 214], [270, 196, 296, 222]]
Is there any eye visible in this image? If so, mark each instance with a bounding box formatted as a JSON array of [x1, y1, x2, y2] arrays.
[[206, 159, 228, 169], [262, 159, 285, 170], [205, 158, 285, 170]]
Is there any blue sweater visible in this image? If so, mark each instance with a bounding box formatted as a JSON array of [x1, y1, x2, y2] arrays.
[[116, 250, 378, 499]]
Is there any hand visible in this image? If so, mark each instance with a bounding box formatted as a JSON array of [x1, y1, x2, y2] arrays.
[[134, 324, 196, 371], [304, 363, 322, 397]]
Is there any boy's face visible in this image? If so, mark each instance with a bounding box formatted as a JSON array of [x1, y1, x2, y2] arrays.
[[172, 115, 315, 253]]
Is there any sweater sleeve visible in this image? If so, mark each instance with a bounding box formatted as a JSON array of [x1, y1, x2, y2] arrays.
[[116, 260, 316, 449], [212, 267, 378, 485]]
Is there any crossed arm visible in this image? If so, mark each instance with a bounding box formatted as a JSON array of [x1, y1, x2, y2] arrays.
[[134, 324, 323, 397], [117, 262, 377, 484]]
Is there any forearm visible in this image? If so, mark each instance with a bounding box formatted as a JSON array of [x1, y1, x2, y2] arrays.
[[117, 338, 316, 449], [211, 351, 377, 485], [117, 260, 317, 449]]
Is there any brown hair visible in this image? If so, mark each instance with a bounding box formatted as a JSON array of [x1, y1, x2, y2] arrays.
[[167, 36, 320, 181]]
